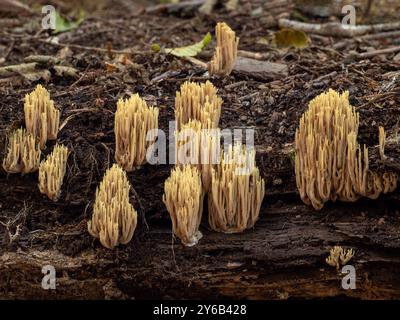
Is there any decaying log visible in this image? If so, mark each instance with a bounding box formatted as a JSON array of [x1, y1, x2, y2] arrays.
[[2, 200, 400, 299]]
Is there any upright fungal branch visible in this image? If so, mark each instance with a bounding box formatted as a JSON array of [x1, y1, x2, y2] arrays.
[[2, 128, 41, 174], [379, 126, 386, 159], [24, 84, 60, 149], [208, 143, 265, 233], [175, 80, 222, 131], [163, 165, 204, 246], [175, 120, 203, 169], [295, 89, 397, 210], [208, 22, 239, 76], [114, 94, 159, 171], [38, 144, 69, 201], [88, 164, 138, 249], [326, 246, 355, 271], [175, 119, 221, 191]]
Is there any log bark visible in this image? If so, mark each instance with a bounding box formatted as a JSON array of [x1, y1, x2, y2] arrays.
[[1, 199, 400, 299], [233, 57, 288, 81]]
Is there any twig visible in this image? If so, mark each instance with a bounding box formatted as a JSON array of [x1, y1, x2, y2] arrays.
[[307, 71, 338, 87], [2, 0, 33, 13], [237, 50, 272, 60], [358, 92, 396, 108], [360, 30, 400, 40], [36, 39, 146, 55], [279, 18, 400, 37], [358, 46, 400, 59], [183, 56, 208, 69], [145, 0, 205, 14], [0, 62, 37, 77], [69, 65, 90, 88]]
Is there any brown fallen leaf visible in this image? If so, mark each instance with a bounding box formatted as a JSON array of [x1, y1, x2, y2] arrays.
[[273, 28, 310, 49]]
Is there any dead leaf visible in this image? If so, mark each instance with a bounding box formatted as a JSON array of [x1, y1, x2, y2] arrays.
[[105, 62, 118, 73], [273, 28, 310, 49]]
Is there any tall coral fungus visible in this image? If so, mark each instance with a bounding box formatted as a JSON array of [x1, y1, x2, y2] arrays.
[[163, 165, 204, 246], [2, 128, 41, 174], [295, 89, 397, 210], [208, 143, 265, 233], [208, 22, 239, 76], [38, 144, 69, 201], [24, 84, 60, 149], [175, 119, 221, 192], [88, 164, 138, 249], [114, 94, 159, 171], [175, 80, 222, 131]]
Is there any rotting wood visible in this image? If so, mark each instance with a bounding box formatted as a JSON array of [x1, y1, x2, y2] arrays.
[[233, 57, 288, 81], [1, 202, 400, 299]]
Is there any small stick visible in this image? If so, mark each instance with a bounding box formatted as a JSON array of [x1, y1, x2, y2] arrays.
[[36, 39, 146, 55], [279, 18, 400, 37], [358, 46, 400, 59]]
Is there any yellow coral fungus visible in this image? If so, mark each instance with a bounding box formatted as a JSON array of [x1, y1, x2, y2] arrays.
[[208, 22, 239, 76], [175, 80, 222, 131], [208, 143, 265, 233], [24, 84, 60, 149], [88, 164, 138, 249], [326, 246, 355, 270], [163, 165, 204, 246], [295, 89, 397, 210], [114, 93, 159, 171], [2, 128, 41, 174], [175, 119, 221, 191], [38, 144, 69, 201]]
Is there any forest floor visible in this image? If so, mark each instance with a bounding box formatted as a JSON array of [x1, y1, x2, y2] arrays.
[[0, 0, 400, 299]]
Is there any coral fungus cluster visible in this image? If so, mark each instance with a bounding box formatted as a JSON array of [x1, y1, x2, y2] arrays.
[[165, 78, 265, 246], [88, 164, 138, 249], [3, 128, 41, 174], [208, 143, 265, 233], [295, 89, 397, 210], [208, 22, 239, 76], [175, 119, 221, 192], [163, 165, 204, 246], [175, 80, 222, 130], [24, 84, 60, 149], [38, 144, 69, 201], [114, 93, 159, 171]]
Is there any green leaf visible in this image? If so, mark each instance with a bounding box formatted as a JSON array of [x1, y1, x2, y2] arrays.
[[54, 10, 85, 34], [165, 33, 212, 57], [273, 28, 310, 49], [151, 43, 161, 53]]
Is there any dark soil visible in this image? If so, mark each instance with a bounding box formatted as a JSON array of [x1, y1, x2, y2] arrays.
[[0, 0, 400, 299]]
